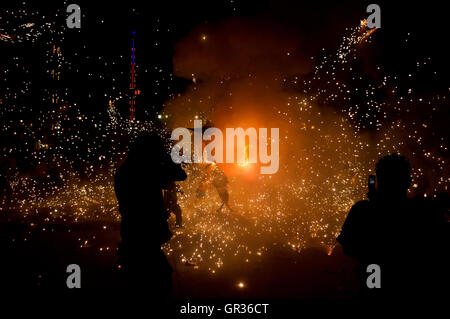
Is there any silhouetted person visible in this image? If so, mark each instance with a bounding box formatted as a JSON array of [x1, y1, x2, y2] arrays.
[[195, 163, 232, 212], [164, 182, 183, 227], [337, 154, 448, 299], [211, 165, 232, 213], [114, 132, 186, 296]]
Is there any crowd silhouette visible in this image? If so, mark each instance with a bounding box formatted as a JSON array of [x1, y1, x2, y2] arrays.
[[115, 132, 447, 301]]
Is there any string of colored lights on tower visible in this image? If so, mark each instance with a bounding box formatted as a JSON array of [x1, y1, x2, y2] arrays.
[[129, 31, 137, 122]]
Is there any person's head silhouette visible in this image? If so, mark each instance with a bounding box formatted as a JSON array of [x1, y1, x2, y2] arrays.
[[375, 153, 411, 200], [127, 131, 167, 165]]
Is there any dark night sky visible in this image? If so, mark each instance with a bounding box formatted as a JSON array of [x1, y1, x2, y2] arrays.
[[0, 0, 448, 169], [2, 0, 448, 118]]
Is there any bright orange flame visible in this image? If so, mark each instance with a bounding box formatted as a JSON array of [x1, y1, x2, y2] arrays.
[[237, 144, 250, 167]]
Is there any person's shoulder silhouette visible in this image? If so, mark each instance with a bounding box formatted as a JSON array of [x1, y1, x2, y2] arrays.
[[337, 199, 374, 259]]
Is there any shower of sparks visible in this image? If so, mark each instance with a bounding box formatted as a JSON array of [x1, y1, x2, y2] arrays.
[[0, 4, 448, 278]]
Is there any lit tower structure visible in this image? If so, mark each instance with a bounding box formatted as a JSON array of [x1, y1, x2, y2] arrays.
[[129, 31, 137, 122]]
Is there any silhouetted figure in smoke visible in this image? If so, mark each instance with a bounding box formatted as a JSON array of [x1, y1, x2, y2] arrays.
[[114, 132, 186, 296], [164, 182, 183, 227], [211, 164, 232, 213], [337, 154, 448, 299], [196, 163, 232, 213]]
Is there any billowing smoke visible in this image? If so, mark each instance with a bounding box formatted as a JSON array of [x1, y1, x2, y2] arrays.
[[162, 17, 370, 254], [161, 14, 448, 270]]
